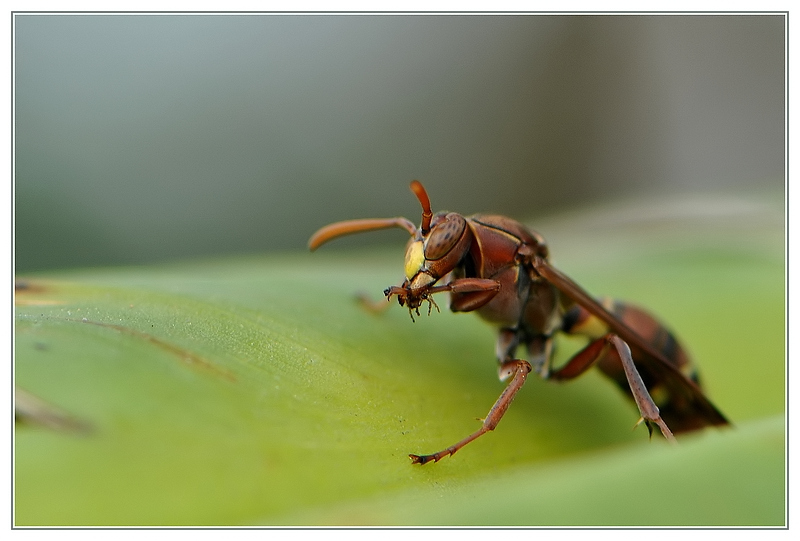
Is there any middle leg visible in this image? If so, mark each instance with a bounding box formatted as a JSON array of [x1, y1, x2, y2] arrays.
[[409, 357, 532, 465]]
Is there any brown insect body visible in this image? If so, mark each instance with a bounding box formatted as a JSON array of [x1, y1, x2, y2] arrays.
[[309, 181, 728, 464]]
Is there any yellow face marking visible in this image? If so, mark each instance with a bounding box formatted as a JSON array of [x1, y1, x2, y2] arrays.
[[404, 240, 425, 280]]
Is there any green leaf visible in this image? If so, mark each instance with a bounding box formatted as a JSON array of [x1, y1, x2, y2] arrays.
[[14, 194, 785, 526]]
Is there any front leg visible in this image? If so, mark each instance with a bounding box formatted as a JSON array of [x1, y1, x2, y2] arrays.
[[445, 277, 502, 312], [386, 277, 500, 316]]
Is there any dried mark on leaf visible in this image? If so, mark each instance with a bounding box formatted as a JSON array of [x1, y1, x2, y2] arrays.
[[14, 280, 64, 306], [79, 319, 237, 383], [15, 387, 93, 435], [15, 280, 44, 292]]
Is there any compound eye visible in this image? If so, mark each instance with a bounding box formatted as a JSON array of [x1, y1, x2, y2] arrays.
[[424, 213, 466, 260]]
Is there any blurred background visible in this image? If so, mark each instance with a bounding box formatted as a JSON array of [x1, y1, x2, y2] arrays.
[[14, 14, 785, 272]]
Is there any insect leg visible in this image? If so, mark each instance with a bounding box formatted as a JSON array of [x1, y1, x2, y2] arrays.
[[549, 334, 676, 442], [433, 277, 502, 313], [409, 358, 532, 465], [355, 292, 393, 314]]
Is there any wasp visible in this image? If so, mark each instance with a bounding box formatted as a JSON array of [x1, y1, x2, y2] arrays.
[[309, 181, 729, 464]]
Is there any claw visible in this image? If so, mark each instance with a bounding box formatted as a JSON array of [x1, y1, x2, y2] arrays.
[[634, 415, 676, 443], [633, 417, 655, 438], [409, 448, 454, 465], [409, 453, 430, 465], [426, 295, 440, 316], [386, 286, 441, 322]]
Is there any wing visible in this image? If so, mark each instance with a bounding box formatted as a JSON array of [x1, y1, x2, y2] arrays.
[[532, 255, 729, 430]]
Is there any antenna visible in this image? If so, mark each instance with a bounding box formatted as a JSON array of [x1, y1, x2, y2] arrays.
[[409, 180, 432, 234]]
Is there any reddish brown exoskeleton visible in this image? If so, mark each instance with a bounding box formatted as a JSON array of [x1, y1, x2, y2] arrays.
[[309, 181, 729, 464]]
